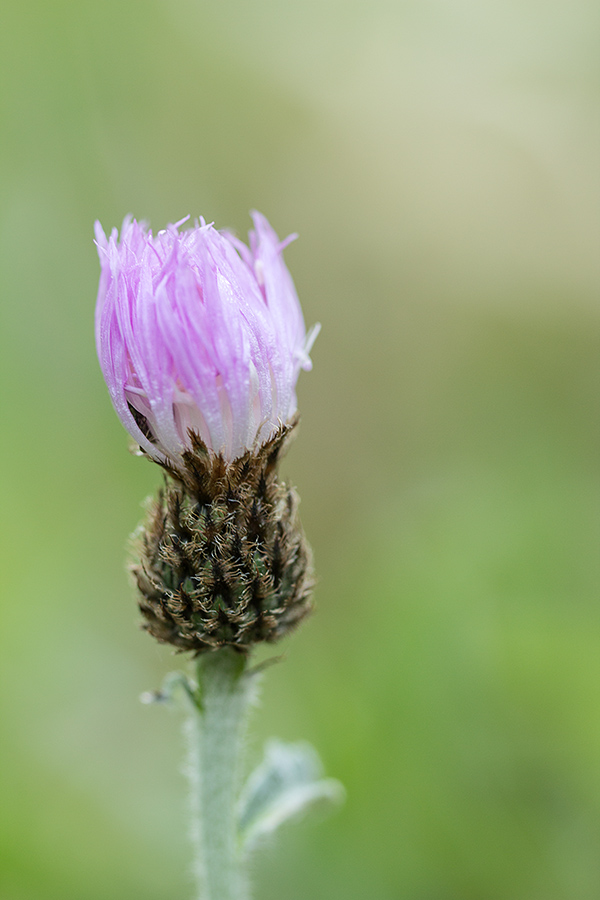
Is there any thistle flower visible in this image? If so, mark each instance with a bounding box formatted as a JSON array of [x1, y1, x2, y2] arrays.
[[95, 212, 318, 467], [94, 212, 317, 653]]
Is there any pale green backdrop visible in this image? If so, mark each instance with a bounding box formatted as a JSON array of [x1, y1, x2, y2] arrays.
[[1, 1, 599, 898]]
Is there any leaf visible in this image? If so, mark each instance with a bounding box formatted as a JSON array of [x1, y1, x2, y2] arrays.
[[237, 739, 345, 851], [139, 671, 197, 709]]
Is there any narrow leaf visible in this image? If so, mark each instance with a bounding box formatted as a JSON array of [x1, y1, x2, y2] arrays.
[[238, 740, 345, 850]]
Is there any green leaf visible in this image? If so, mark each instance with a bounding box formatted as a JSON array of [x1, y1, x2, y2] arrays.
[[237, 739, 345, 851], [139, 671, 197, 709]]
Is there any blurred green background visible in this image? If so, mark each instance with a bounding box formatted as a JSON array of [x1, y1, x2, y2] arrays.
[[1, 0, 599, 897]]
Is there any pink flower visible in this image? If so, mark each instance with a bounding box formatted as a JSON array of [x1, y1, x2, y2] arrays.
[[95, 212, 318, 466]]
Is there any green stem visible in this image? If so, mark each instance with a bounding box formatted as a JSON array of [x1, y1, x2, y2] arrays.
[[188, 648, 252, 900]]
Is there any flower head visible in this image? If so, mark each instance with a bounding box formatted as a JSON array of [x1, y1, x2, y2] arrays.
[[95, 212, 318, 467]]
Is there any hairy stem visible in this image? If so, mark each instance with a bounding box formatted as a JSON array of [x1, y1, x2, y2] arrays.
[[188, 648, 252, 900]]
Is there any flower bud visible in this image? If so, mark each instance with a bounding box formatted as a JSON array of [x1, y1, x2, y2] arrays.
[[95, 213, 317, 652], [131, 422, 314, 652]]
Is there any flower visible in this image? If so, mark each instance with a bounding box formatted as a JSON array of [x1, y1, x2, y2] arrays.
[[95, 212, 318, 467]]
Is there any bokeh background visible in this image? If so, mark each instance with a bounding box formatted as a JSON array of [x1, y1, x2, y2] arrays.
[[1, 0, 599, 897]]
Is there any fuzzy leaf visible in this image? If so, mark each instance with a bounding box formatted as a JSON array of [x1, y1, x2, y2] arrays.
[[140, 671, 197, 709], [237, 739, 345, 850]]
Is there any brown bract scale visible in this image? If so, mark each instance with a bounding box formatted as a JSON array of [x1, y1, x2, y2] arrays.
[[130, 420, 314, 654]]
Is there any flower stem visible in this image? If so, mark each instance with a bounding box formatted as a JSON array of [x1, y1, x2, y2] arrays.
[[188, 648, 252, 900]]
